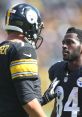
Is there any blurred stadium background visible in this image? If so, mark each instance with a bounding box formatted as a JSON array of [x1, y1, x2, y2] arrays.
[[0, 0, 82, 116]]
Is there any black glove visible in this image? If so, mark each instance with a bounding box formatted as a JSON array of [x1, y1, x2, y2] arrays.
[[41, 78, 60, 105]]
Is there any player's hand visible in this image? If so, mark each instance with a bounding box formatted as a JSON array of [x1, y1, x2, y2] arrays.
[[42, 78, 60, 105]]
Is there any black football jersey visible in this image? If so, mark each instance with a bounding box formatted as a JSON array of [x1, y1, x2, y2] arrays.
[[49, 61, 82, 117], [0, 39, 42, 117]]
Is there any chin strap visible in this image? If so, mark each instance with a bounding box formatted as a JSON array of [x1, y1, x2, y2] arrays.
[[24, 36, 43, 49], [35, 36, 43, 49]]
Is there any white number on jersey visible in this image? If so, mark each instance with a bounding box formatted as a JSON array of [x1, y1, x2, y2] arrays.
[[55, 86, 80, 117]]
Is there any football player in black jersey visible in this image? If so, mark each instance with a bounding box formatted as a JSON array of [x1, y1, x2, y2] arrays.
[[49, 27, 82, 117], [0, 3, 59, 117]]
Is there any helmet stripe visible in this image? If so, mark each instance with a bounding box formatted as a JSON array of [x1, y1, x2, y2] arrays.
[[6, 10, 11, 25]]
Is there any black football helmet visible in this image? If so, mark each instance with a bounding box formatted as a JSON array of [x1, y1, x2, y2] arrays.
[[5, 3, 44, 49]]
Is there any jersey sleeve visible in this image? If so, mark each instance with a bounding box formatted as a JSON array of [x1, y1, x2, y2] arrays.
[[48, 62, 62, 81], [8, 41, 42, 105], [48, 64, 56, 81], [9, 41, 38, 80], [48, 61, 67, 81]]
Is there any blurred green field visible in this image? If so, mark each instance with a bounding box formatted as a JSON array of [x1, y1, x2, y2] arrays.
[[43, 101, 54, 117], [39, 67, 54, 117]]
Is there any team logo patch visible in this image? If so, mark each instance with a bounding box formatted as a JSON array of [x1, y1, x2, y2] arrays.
[[77, 77, 82, 87]]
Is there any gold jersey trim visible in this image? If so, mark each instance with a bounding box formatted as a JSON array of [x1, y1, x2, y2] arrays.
[[10, 59, 38, 79]]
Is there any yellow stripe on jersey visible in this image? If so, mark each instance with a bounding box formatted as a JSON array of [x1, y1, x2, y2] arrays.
[[10, 59, 38, 79]]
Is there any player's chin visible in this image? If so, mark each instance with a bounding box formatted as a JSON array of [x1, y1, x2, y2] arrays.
[[63, 55, 69, 61]]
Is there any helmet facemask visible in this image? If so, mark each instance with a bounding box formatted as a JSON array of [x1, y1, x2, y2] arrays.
[[23, 7, 44, 49], [24, 21, 44, 49]]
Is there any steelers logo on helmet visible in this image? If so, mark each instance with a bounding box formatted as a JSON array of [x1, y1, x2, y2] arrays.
[[26, 9, 38, 27]]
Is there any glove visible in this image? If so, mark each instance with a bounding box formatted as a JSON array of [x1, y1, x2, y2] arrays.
[[41, 78, 60, 105]]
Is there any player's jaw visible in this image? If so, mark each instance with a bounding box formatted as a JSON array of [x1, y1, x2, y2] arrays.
[[62, 49, 70, 60], [62, 46, 81, 61]]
